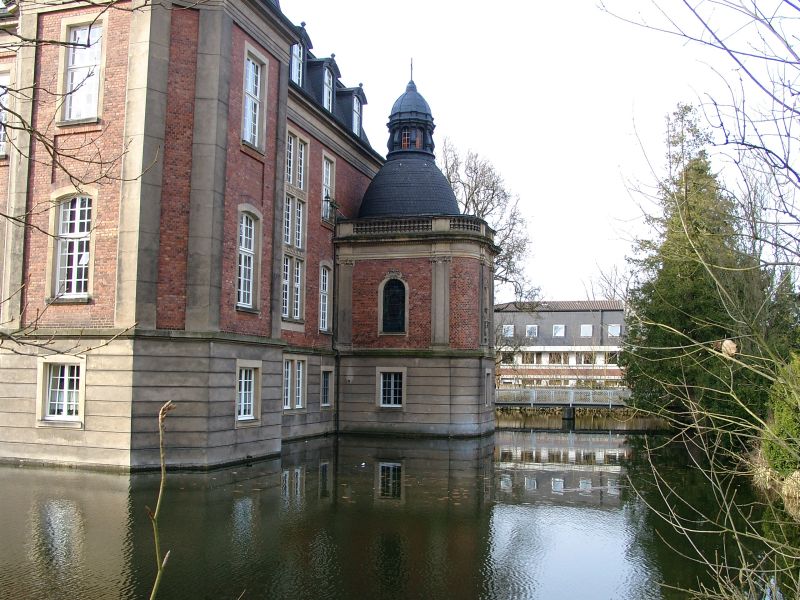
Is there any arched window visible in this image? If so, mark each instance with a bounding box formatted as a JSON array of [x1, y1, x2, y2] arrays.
[[237, 212, 256, 308], [382, 278, 406, 333]]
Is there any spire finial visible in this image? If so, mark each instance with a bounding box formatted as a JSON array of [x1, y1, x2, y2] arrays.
[[410, 58, 413, 82]]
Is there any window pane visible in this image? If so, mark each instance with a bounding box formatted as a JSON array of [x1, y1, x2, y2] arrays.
[[237, 367, 254, 419], [381, 372, 403, 406], [382, 279, 405, 333], [321, 370, 331, 407], [283, 360, 291, 409], [65, 25, 102, 121], [295, 361, 304, 408]]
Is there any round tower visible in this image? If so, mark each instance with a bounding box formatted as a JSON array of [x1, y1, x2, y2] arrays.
[[336, 80, 498, 437]]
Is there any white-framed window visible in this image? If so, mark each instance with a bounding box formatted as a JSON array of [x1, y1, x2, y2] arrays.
[[235, 360, 261, 425], [352, 96, 361, 135], [293, 259, 303, 319], [320, 366, 333, 408], [377, 367, 406, 408], [47, 363, 81, 419], [283, 357, 306, 410], [55, 196, 92, 298], [580, 324, 593, 337], [322, 157, 334, 221], [294, 199, 304, 249], [281, 256, 290, 318], [237, 367, 254, 419], [323, 68, 333, 111], [286, 132, 306, 189], [0, 73, 9, 155], [283, 196, 292, 244], [284, 195, 304, 248], [502, 324, 514, 338], [319, 266, 331, 331], [281, 255, 304, 320], [290, 43, 303, 86], [64, 24, 102, 121], [237, 212, 256, 308], [553, 324, 565, 337], [36, 355, 86, 427], [242, 54, 265, 148], [608, 324, 621, 337], [525, 324, 538, 338]]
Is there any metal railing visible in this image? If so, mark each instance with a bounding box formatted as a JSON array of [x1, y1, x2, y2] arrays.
[[495, 387, 630, 407]]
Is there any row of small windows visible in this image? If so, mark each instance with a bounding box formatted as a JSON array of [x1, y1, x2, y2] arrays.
[[36, 358, 428, 434], [500, 351, 620, 365], [502, 323, 621, 338]]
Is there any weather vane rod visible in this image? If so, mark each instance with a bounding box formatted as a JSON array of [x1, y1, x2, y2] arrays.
[[410, 58, 413, 81]]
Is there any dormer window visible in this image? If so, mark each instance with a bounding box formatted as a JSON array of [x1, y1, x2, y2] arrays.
[[290, 43, 303, 86], [352, 96, 361, 135], [323, 68, 333, 111]]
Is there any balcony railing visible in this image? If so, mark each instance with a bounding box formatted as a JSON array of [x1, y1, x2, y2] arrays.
[[495, 387, 631, 407]]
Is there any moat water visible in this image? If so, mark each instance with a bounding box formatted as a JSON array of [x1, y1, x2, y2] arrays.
[[0, 416, 756, 600]]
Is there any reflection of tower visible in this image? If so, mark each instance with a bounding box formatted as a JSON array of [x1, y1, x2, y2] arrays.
[[335, 81, 498, 436]]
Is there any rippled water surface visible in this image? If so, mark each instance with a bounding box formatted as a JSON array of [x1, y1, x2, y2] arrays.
[[0, 430, 732, 599]]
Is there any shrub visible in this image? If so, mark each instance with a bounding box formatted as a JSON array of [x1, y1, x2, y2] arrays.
[[763, 356, 800, 477]]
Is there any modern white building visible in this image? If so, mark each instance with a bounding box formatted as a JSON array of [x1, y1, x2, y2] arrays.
[[495, 301, 625, 389]]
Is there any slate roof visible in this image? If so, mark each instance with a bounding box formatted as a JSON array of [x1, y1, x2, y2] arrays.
[[358, 80, 459, 218], [358, 157, 459, 217], [495, 300, 625, 312]]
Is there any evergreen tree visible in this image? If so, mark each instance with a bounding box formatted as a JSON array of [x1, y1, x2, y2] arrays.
[[622, 105, 769, 421]]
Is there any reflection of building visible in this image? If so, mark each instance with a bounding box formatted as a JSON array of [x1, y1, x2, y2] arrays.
[[494, 430, 629, 506], [495, 301, 625, 389], [0, 0, 495, 469]]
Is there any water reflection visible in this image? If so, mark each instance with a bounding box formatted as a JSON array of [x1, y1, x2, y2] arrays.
[[0, 430, 716, 600]]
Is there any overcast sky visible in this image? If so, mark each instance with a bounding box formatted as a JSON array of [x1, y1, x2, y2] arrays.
[[282, 0, 736, 301]]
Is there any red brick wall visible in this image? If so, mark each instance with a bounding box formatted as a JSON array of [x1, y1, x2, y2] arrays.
[[351, 258, 432, 349], [449, 257, 481, 349], [156, 9, 198, 330], [21, 6, 130, 328], [218, 26, 279, 337], [281, 122, 373, 350]]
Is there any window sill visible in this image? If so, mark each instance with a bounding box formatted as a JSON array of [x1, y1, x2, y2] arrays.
[[236, 305, 260, 315], [321, 217, 335, 230], [48, 295, 92, 305], [282, 407, 307, 414], [56, 117, 101, 128], [37, 419, 83, 429], [235, 417, 260, 429], [378, 404, 403, 409], [240, 141, 265, 161], [378, 331, 407, 336]]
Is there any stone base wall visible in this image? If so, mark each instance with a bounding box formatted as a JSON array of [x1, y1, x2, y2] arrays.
[[337, 354, 495, 437]]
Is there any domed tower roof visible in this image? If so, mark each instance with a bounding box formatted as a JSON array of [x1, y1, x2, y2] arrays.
[[358, 80, 459, 218]]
